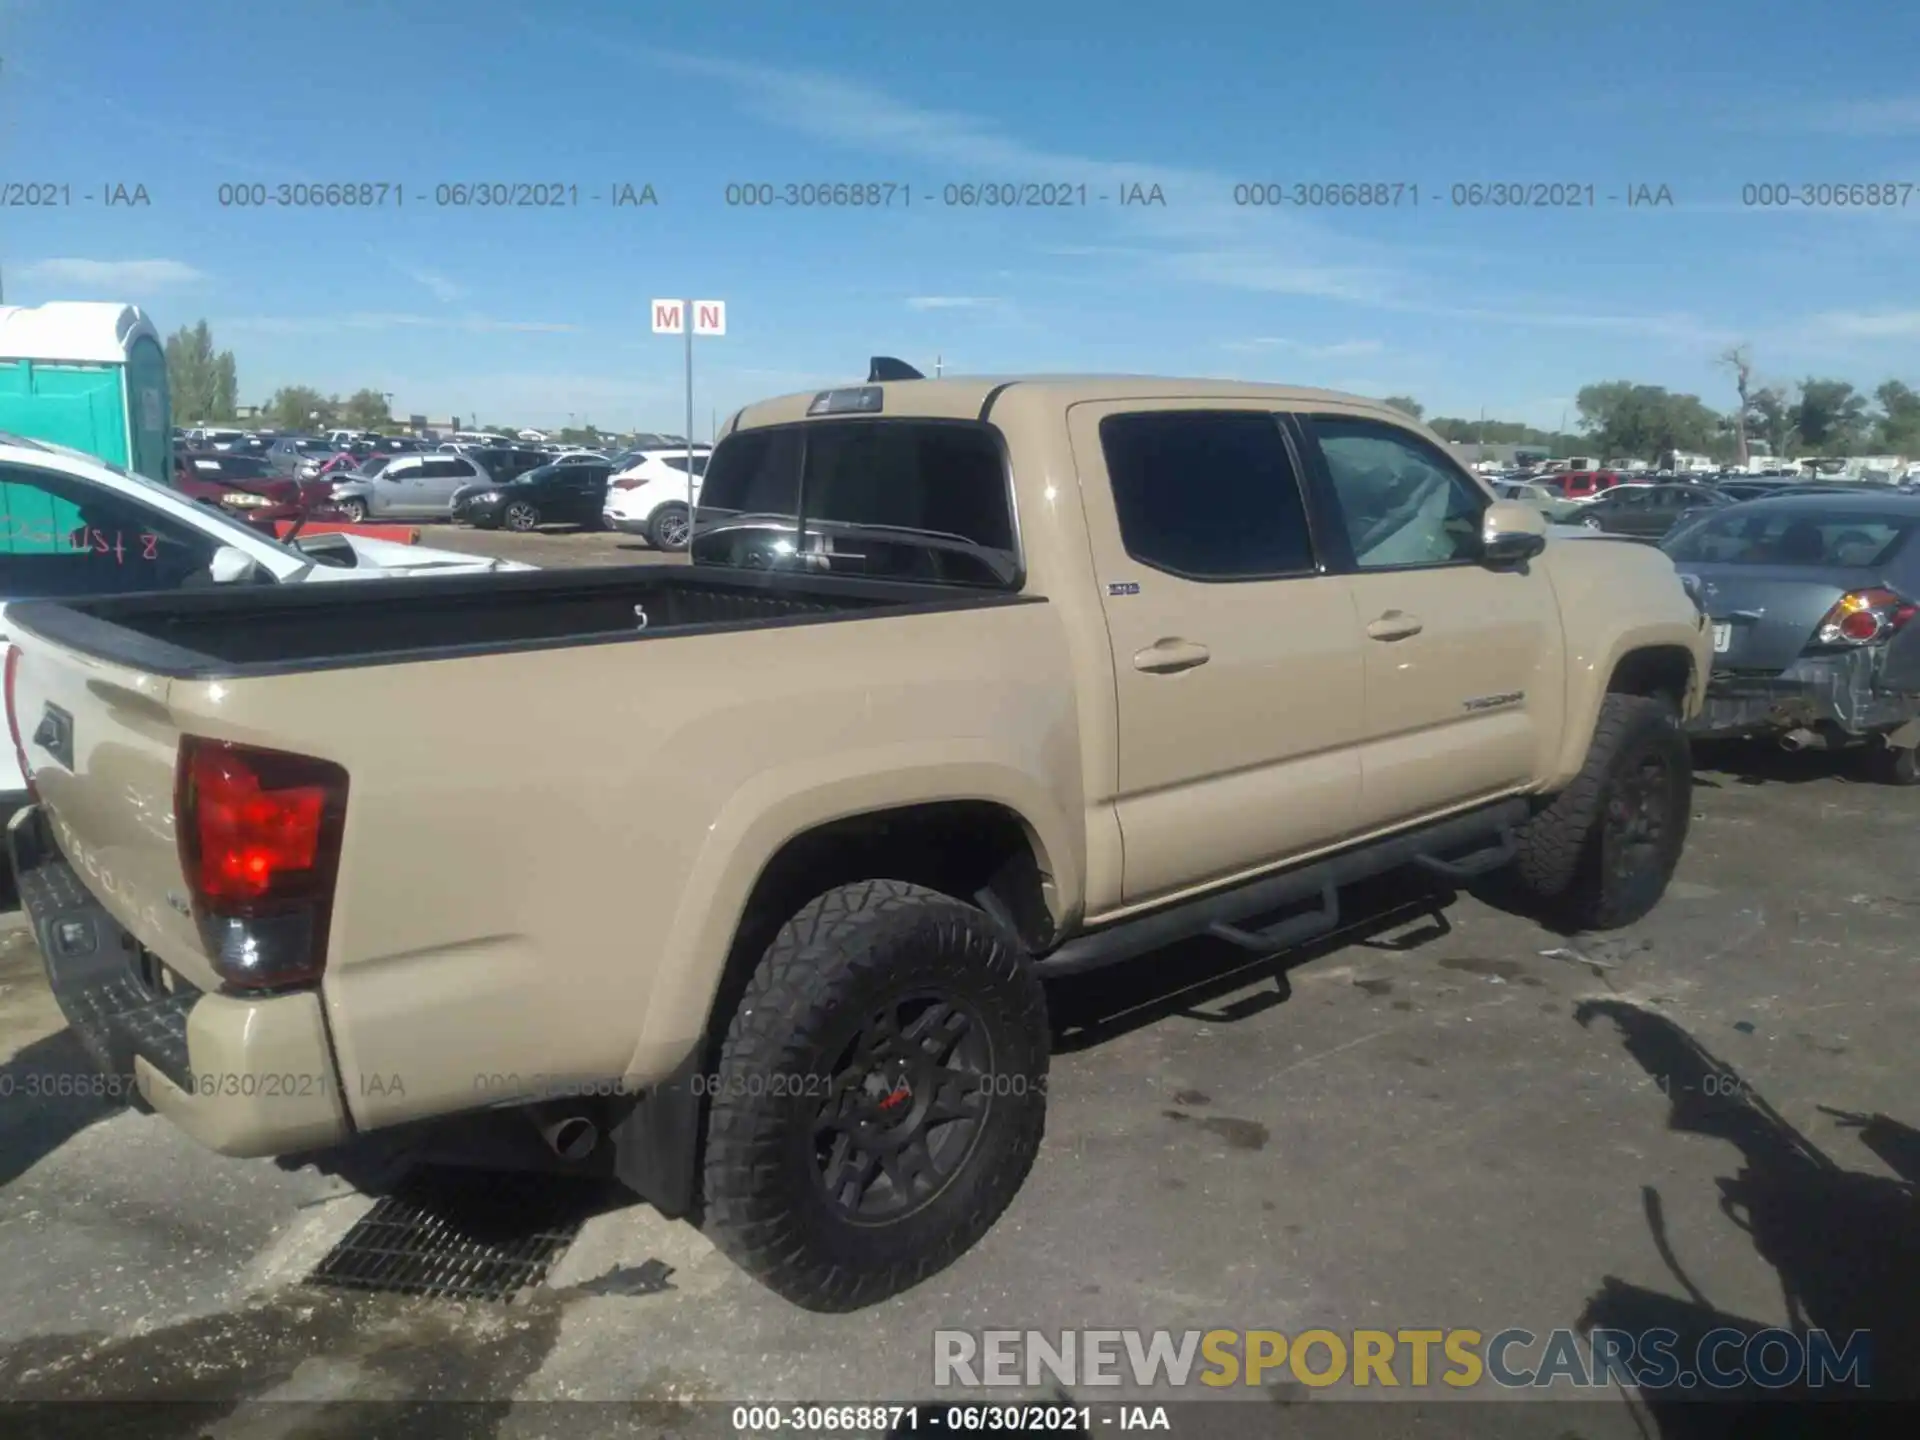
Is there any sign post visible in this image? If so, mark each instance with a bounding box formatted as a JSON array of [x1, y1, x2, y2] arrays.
[[652, 298, 726, 549]]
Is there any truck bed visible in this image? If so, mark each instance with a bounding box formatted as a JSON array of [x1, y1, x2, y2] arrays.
[[3, 565, 1031, 678]]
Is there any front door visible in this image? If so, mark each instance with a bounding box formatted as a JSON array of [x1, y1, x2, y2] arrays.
[[1293, 413, 1565, 833], [1070, 403, 1366, 904]]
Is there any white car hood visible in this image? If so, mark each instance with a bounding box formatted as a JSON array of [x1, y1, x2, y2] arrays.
[[297, 533, 536, 578]]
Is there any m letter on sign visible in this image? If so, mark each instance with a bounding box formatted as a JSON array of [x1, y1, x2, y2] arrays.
[[651, 300, 684, 334]]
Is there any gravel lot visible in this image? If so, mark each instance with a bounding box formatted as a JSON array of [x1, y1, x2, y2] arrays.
[[1, 531, 1914, 1435]]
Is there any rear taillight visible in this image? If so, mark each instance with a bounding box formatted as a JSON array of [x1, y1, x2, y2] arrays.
[[4, 646, 35, 801], [175, 738, 349, 991], [611, 476, 645, 491], [1813, 588, 1918, 647]]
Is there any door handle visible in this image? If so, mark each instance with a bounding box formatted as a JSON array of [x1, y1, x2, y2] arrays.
[[1133, 638, 1211, 674], [1366, 611, 1424, 641]]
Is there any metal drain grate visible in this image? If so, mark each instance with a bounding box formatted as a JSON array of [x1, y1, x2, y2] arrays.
[[307, 1168, 603, 1301]]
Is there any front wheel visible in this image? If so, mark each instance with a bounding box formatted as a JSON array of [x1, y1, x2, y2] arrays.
[[335, 498, 367, 523], [1580, 513, 1605, 530], [1512, 693, 1692, 931], [503, 501, 541, 532], [702, 881, 1049, 1311], [648, 502, 692, 551]]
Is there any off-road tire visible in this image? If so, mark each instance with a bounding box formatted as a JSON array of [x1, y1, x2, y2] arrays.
[[1512, 693, 1691, 931], [702, 880, 1049, 1311], [648, 502, 692, 551]]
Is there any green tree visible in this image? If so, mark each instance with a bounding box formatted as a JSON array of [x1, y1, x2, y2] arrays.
[[1575, 382, 1721, 461], [1380, 395, 1424, 420], [1747, 386, 1796, 457], [164, 320, 239, 423], [1793, 379, 1868, 454], [339, 388, 392, 430], [266, 386, 337, 431], [1871, 380, 1920, 452]]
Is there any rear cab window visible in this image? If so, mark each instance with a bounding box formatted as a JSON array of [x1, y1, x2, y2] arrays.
[[692, 420, 1017, 587]]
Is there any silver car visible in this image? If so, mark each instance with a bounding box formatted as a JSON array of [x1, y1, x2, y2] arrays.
[[327, 453, 493, 522], [1663, 492, 1920, 780]]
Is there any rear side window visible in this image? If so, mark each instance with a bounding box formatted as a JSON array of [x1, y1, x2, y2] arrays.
[[1099, 411, 1316, 580], [694, 421, 1014, 587]]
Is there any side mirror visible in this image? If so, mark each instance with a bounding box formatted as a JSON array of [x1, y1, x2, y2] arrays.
[[209, 545, 261, 584], [1481, 499, 1548, 566]]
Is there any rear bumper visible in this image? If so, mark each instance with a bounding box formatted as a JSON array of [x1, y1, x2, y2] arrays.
[[7, 806, 351, 1157], [1690, 651, 1920, 739], [602, 511, 650, 534]]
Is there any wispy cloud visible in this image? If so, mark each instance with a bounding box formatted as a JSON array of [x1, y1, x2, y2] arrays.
[[906, 296, 997, 310], [225, 312, 575, 335], [1802, 308, 1920, 339], [394, 262, 464, 303], [1223, 338, 1387, 359], [1802, 96, 1920, 135], [18, 257, 208, 289]]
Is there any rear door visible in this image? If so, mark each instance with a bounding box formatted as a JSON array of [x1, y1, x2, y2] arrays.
[[416, 457, 479, 514], [552, 464, 611, 521], [1293, 412, 1565, 832], [1069, 403, 1365, 903]]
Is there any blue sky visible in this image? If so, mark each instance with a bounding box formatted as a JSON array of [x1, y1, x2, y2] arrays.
[[4, 0, 1917, 433]]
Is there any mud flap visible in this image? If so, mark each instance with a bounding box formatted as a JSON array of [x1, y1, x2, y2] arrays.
[[1882, 718, 1920, 752], [609, 1053, 703, 1219]]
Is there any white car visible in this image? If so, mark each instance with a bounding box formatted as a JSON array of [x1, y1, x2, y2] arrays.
[[602, 446, 711, 550], [0, 433, 533, 813]]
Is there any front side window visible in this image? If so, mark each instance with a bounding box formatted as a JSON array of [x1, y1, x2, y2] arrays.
[[1307, 416, 1486, 569], [0, 462, 225, 595], [1099, 410, 1316, 580]]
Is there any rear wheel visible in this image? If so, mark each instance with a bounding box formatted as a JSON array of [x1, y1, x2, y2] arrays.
[[702, 881, 1049, 1311], [1513, 693, 1692, 930], [649, 502, 692, 551], [503, 501, 541, 532]]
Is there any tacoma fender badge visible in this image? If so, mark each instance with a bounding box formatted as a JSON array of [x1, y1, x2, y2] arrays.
[[1463, 691, 1524, 712], [1107, 581, 1141, 596]]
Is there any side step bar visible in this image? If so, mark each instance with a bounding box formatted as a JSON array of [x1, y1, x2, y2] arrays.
[[1034, 798, 1529, 979]]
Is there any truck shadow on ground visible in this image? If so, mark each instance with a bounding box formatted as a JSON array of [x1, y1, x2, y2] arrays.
[[0, 1029, 124, 1190], [1573, 999, 1917, 1437], [1047, 874, 1456, 1053]]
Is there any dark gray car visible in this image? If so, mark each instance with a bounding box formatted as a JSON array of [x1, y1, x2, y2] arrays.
[[1661, 493, 1920, 780]]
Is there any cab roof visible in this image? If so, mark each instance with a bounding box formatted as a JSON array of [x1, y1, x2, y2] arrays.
[[727, 375, 1424, 432]]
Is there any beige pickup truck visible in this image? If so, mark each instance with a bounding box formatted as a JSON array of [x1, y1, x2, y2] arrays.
[[5, 369, 1711, 1311]]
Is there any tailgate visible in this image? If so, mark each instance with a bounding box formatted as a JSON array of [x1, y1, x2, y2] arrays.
[[5, 628, 220, 990]]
